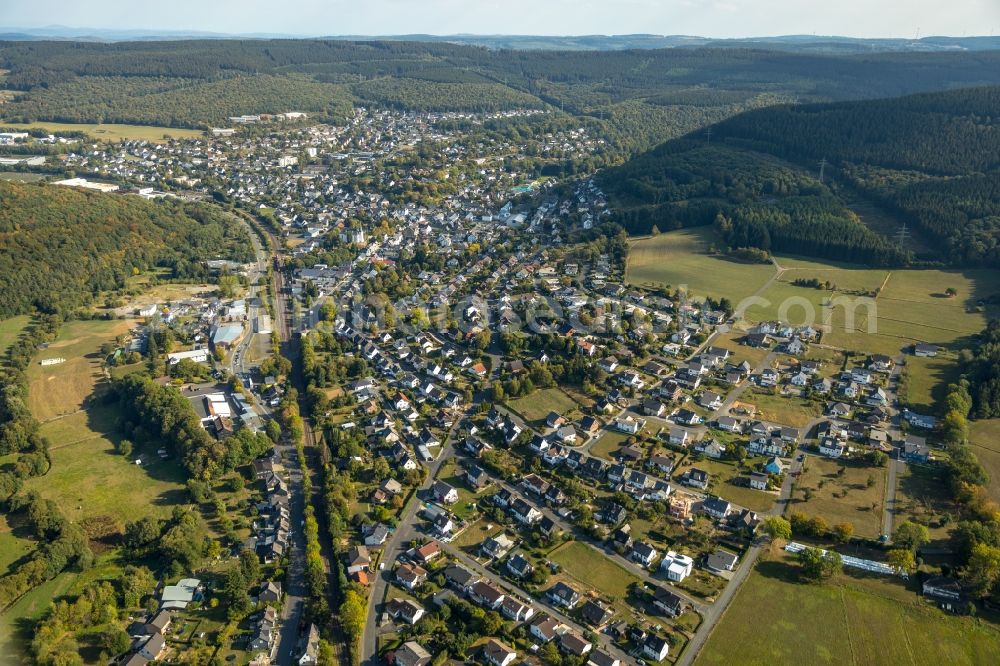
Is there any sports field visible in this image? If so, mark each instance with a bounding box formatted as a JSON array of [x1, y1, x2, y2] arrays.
[[0, 121, 204, 142], [26, 318, 136, 421], [696, 556, 1000, 666], [626, 228, 777, 304]]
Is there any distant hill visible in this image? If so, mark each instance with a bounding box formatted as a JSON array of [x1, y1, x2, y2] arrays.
[[3, 29, 1000, 53], [5, 39, 1000, 157], [0, 182, 253, 317], [598, 86, 1000, 267]]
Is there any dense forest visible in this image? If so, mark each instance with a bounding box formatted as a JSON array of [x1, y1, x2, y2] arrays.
[[6, 40, 1000, 155], [0, 182, 254, 318], [600, 86, 1000, 266]]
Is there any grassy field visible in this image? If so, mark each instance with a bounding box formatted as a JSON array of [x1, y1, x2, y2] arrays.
[[508, 387, 585, 425], [0, 121, 204, 142], [0, 515, 33, 577], [743, 389, 823, 428], [591, 430, 639, 460], [708, 330, 771, 368], [893, 464, 956, 547], [674, 457, 776, 512], [549, 540, 643, 599], [23, 407, 188, 527], [791, 455, 886, 538], [0, 315, 31, 356], [903, 354, 960, 416], [969, 420, 1000, 504], [0, 172, 47, 183], [626, 228, 777, 303], [26, 318, 136, 421], [696, 555, 1000, 665]]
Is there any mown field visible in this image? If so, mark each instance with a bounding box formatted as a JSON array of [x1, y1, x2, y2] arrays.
[[791, 455, 886, 539], [508, 386, 586, 425], [26, 318, 136, 421], [626, 228, 777, 304], [696, 555, 1000, 666], [743, 389, 823, 429], [904, 354, 961, 415], [549, 540, 643, 599], [673, 457, 776, 513], [23, 407, 188, 527], [0, 121, 204, 142], [0, 315, 31, 355]]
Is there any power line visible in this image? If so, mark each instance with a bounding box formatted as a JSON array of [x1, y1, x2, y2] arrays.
[[896, 222, 910, 249], [705, 127, 712, 143]]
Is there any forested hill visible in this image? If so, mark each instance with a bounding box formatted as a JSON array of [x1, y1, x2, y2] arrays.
[[0, 182, 253, 317], [599, 86, 1000, 267], [5, 40, 1000, 156]]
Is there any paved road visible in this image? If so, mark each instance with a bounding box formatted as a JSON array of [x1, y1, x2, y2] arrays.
[[361, 419, 464, 666], [882, 458, 901, 539]]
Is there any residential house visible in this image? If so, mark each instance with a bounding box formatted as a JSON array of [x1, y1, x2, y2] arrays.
[[394, 641, 432, 666], [643, 635, 671, 662], [652, 586, 684, 618], [560, 631, 593, 657], [659, 551, 694, 582], [579, 599, 614, 629], [631, 541, 659, 567], [546, 581, 581, 609], [470, 580, 507, 611], [482, 640, 517, 666], [396, 563, 428, 591], [706, 549, 739, 572], [432, 480, 459, 505], [749, 472, 769, 490], [684, 468, 710, 490], [387, 598, 426, 625]]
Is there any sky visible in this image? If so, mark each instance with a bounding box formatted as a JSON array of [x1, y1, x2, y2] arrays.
[[2, 0, 999, 39]]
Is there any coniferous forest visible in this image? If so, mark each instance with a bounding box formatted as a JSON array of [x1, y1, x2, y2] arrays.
[[599, 86, 1000, 267]]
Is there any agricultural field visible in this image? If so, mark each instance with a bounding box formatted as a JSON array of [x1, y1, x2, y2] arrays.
[[791, 455, 886, 539], [824, 268, 1000, 355], [969, 420, 1000, 504], [743, 389, 823, 428], [696, 554, 1000, 666], [26, 318, 136, 421], [892, 464, 957, 547], [508, 386, 586, 425], [626, 228, 777, 304], [0, 314, 31, 355], [0, 121, 204, 142]]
